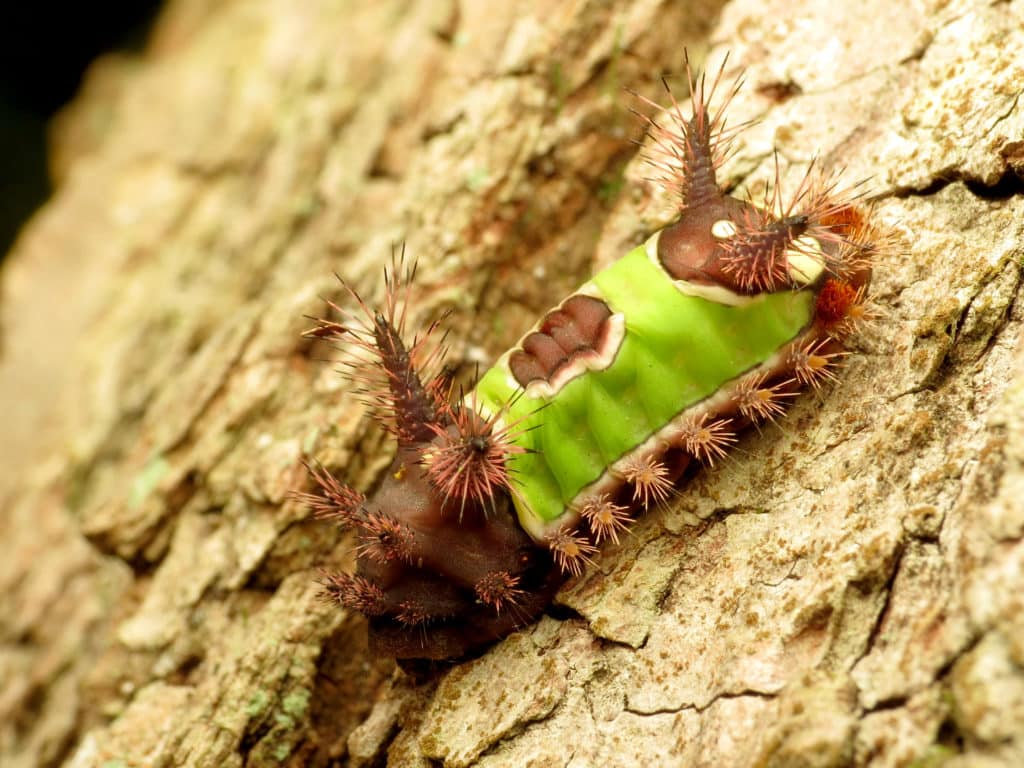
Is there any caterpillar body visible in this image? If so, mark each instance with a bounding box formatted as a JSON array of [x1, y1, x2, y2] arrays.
[[301, 57, 880, 661]]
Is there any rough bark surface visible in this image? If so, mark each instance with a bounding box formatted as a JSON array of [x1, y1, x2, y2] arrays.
[[2, 1, 1023, 766]]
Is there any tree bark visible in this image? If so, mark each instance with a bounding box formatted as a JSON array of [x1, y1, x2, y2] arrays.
[[2, 0, 1023, 766]]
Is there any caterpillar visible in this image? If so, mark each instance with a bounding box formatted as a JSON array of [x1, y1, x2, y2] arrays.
[[299, 56, 881, 661]]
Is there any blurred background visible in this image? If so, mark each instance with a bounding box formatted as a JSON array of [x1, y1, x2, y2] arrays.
[[0, 2, 163, 259]]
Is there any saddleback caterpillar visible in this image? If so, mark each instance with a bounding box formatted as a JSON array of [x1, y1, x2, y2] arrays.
[[299, 55, 882, 660]]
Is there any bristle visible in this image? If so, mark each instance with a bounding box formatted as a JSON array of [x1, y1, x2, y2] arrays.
[[302, 317, 347, 339], [549, 529, 599, 577], [819, 200, 868, 237], [474, 571, 525, 613], [426, 365, 456, 406], [735, 373, 796, 422], [620, 454, 674, 506], [319, 571, 386, 616], [307, 246, 447, 446], [678, 414, 736, 465], [719, 210, 802, 291], [578, 494, 631, 544], [396, 600, 433, 626], [815, 280, 872, 342], [293, 461, 365, 526], [633, 52, 745, 209], [420, 395, 527, 515], [367, 311, 444, 445], [788, 339, 846, 387], [355, 510, 417, 564]]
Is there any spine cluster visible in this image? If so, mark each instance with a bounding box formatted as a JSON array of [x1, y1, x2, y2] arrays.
[[298, 255, 561, 659]]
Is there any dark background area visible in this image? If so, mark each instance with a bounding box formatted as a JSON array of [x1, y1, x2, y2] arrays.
[[0, 2, 163, 260]]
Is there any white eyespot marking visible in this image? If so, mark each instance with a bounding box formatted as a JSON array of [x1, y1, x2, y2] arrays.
[[786, 235, 826, 285], [711, 219, 737, 239]]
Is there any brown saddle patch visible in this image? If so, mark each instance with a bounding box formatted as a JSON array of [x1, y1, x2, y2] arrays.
[[509, 294, 613, 388]]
